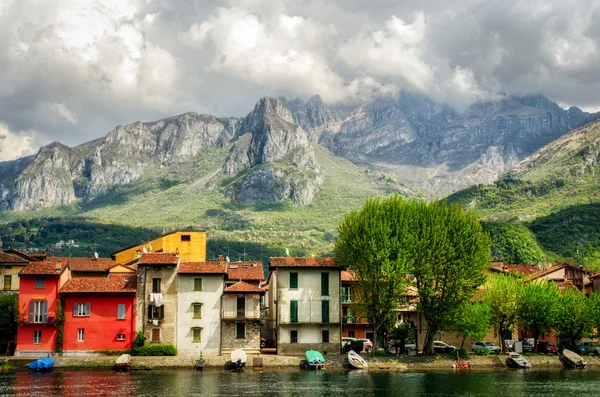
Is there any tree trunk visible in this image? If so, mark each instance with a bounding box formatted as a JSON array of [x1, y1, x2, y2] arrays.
[[460, 336, 466, 350], [424, 329, 436, 355], [533, 331, 540, 354]]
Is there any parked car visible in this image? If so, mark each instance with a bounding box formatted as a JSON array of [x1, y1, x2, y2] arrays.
[[356, 338, 373, 353], [342, 337, 356, 344], [405, 341, 417, 351], [472, 341, 501, 354], [559, 340, 589, 355], [520, 339, 534, 353], [582, 341, 600, 355], [433, 341, 457, 354], [537, 341, 558, 354]]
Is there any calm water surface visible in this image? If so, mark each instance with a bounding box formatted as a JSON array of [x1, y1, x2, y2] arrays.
[[1, 369, 600, 396]]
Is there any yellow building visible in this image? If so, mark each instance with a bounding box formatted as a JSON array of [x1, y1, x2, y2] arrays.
[[1, 250, 31, 293], [111, 230, 207, 265]]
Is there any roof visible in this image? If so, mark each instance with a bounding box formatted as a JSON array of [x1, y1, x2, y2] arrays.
[[19, 260, 64, 276], [110, 229, 206, 257], [60, 273, 137, 294], [227, 262, 264, 281], [224, 280, 265, 293], [179, 261, 227, 274], [260, 280, 269, 291], [269, 257, 337, 269], [2, 249, 40, 262], [64, 257, 116, 272], [138, 252, 179, 265], [533, 263, 586, 279], [0, 251, 29, 264], [341, 270, 357, 282], [496, 264, 542, 276]]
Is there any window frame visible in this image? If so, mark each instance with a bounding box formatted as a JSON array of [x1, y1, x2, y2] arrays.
[[3, 275, 11, 291], [290, 300, 298, 323], [290, 330, 298, 343], [181, 235, 191, 242], [321, 300, 330, 323], [193, 278, 203, 291], [289, 272, 298, 289], [192, 303, 203, 319], [147, 304, 164, 322], [192, 328, 202, 343], [78, 328, 85, 342], [30, 300, 48, 323], [35, 278, 44, 289], [117, 304, 126, 320], [152, 278, 161, 293], [73, 302, 91, 317], [151, 328, 160, 342], [117, 334, 126, 341], [236, 322, 246, 339], [321, 272, 329, 296], [322, 329, 330, 343], [33, 330, 42, 344]]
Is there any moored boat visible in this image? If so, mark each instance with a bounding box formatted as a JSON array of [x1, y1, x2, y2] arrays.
[[506, 352, 530, 368], [305, 350, 325, 370], [115, 354, 131, 371], [230, 349, 247, 371], [347, 350, 368, 369], [28, 357, 54, 372], [560, 349, 587, 369]]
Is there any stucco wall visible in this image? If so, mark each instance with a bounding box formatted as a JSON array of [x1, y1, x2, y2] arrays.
[[0, 264, 26, 292], [177, 274, 223, 356], [114, 231, 206, 265]]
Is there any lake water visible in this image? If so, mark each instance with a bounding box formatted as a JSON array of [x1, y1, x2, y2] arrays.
[[1, 369, 600, 396]]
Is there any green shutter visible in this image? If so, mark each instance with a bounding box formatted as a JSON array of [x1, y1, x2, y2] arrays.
[[290, 272, 298, 289], [290, 300, 298, 323], [193, 304, 202, 319], [321, 273, 329, 296], [322, 300, 329, 323], [194, 278, 203, 291]]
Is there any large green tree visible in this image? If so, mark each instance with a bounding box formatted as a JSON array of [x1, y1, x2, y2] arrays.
[[485, 273, 522, 353], [516, 281, 561, 352], [449, 300, 492, 349], [336, 196, 491, 354], [335, 196, 413, 351], [555, 288, 592, 343], [0, 294, 18, 354]]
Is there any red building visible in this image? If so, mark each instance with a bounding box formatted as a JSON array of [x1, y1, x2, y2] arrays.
[[61, 272, 137, 353], [341, 270, 373, 340], [15, 259, 71, 356]]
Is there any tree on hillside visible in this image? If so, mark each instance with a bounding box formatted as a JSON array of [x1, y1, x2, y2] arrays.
[[485, 273, 522, 353], [555, 288, 592, 343], [516, 281, 561, 352], [449, 300, 492, 349], [336, 195, 491, 355], [483, 222, 546, 265], [335, 196, 413, 352]]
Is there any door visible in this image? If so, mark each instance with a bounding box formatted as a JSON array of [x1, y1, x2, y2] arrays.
[[237, 296, 246, 318]]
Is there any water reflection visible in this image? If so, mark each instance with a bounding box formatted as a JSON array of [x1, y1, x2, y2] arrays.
[[2, 369, 600, 396]]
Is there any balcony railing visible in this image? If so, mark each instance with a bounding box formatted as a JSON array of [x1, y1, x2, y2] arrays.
[[222, 308, 262, 320], [342, 294, 353, 303]]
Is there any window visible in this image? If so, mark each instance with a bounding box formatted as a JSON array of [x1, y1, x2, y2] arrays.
[[29, 300, 48, 323], [181, 235, 191, 242], [194, 278, 203, 291], [290, 300, 298, 323], [117, 334, 126, 341], [152, 278, 161, 293], [3, 275, 11, 291], [193, 303, 202, 319], [147, 305, 164, 322], [33, 330, 42, 344], [321, 272, 329, 296], [152, 328, 160, 342], [35, 278, 44, 289], [290, 272, 298, 289], [78, 328, 85, 342], [322, 330, 329, 343], [192, 328, 202, 343], [117, 304, 126, 320], [290, 330, 298, 343], [236, 323, 246, 339], [348, 331, 355, 338], [322, 300, 330, 323], [74, 303, 91, 317], [342, 286, 352, 302]]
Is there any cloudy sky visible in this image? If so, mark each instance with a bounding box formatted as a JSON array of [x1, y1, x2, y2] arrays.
[[1, 0, 600, 161]]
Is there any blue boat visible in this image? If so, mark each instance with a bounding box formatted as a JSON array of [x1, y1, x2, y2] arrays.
[[28, 357, 55, 372]]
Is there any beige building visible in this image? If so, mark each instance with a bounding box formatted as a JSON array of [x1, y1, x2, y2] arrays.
[[1, 250, 31, 293], [268, 257, 341, 355]]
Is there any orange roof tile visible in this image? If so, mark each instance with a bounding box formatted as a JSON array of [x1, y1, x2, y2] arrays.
[[60, 274, 137, 294], [227, 262, 264, 281], [224, 280, 265, 293], [341, 270, 357, 282], [0, 251, 29, 263], [179, 261, 227, 274], [19, 260, 63, 276], [66, 257, 116, 272], [269, 257, 337, 269], [138, 252, 179, 265]]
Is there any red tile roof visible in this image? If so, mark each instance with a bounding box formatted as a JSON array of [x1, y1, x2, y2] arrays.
[[224, 280, 265, 293], [269, 257, 337, 269], [138, 252, 179, 265], [65, 257, 116, 272], [179, 261, 227, 274], [60, 273, 137, 294], [2, 249, 40, 262], [0, 251, 29, 263], [19, 260, 63, 276], [227, 262, 264, 281], [341, 270, 357, 281]]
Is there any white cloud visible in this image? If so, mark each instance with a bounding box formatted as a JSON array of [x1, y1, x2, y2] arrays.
[[48, 103, 78, 124], [0, 124, 36, 161]]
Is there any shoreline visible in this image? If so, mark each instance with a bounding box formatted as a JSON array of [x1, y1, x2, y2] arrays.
[[4, 354, 600, 371]]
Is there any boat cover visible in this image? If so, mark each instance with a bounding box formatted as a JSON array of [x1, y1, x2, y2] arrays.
[[28, 357, 55, 370], [115, 354, 131, 365], [306, 350, 325, 364], [231, 349, 247, 364]]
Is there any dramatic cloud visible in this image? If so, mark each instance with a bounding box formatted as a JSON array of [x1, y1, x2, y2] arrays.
[[1, 0, 600, 151], [0, 124, 36, 161]]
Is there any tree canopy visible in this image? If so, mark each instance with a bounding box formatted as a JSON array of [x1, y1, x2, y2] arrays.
[[516, 281, 561, 351]]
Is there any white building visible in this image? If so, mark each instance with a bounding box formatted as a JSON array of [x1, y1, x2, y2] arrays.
[[268, 257, 341, 355], [176, 261, 227, 356]]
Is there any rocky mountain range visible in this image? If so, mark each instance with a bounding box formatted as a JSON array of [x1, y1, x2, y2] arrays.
[[0, 91, 598, 212]]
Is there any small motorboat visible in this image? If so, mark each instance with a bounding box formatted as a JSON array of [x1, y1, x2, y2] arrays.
[[115, 354, 131, 371], [195, 352, 206, 371], [560, 349, 587, 369], [230, 349, 247, 371], [347, 350, 368, 369], [305, 350, 325, 370], [28, 357, 54, 372], [506, 352, 530, 368]]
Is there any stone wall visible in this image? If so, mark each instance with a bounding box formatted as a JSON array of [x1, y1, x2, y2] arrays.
[[221, 320, 261, 350]]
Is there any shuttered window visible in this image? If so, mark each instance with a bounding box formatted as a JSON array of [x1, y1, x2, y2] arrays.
[[151, 328, 160, 342], [194, 278, 203, 291], [29, 300, 48, 323], [152, 278, 161, 293], [74, 303, 91, 317], [117, 304, 126, 319], [290, 330, 298, 343], [3, 275, 11, 291], [322, 300, 329, 323], [193, 304, 202, 319], [33, 330, 42, 344], [192, 328, 202, 343], [321, 273, 329, 296], [147, 305, 164, 322], [35, 278, 44, 288], [290, 300, 298, 323], [290, 272, 298, 289]]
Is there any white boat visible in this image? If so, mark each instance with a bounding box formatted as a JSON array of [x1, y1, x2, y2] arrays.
[[230, 349, 247, 371], [560, 349, 587, 369], [506, 352, 530, 368], [347, 350, 368, 369], [115, 354, 131, 371]]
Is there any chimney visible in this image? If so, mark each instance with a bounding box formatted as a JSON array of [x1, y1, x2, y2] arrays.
[[218, 255, 224, 262]]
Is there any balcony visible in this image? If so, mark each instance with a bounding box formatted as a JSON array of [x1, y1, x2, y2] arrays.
[[222, 308, 262, 320], [341, 294, 353, 304]]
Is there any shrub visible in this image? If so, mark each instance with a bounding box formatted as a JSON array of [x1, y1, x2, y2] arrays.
[[134, 331, 146, 348], [452, 348, 469, 359], [473, 348, 490, 356], [130, 344, 177, 356]]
